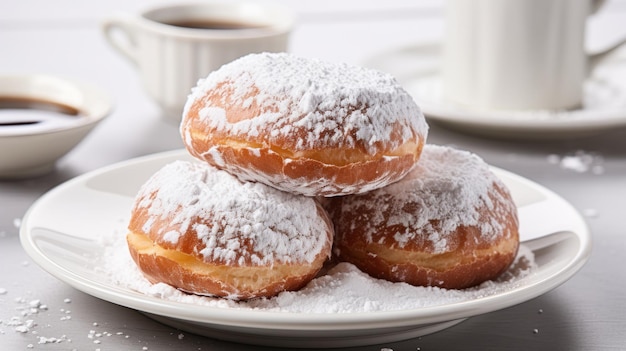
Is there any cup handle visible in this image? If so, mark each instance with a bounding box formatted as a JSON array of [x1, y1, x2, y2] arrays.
[[588, 0, 626, 69], [589, 38, 626, 68], [101, 16, 140, 65]]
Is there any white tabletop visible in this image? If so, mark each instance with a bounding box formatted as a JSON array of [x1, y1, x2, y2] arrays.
[[2, 1, 626, 350]]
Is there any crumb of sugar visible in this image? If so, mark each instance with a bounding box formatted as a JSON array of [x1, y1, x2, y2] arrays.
[[96, 222, 536, 313], [38, 335, 68, 344], [15, 324, 31, 333], [560, 156, 589, 172]]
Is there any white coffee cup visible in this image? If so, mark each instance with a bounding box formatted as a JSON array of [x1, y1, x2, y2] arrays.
[[102, 2, 294, 121], [442, 0, 620, 112]]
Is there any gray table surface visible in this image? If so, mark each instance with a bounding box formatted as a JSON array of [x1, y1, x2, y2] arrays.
[[2, 1, 626, 350]]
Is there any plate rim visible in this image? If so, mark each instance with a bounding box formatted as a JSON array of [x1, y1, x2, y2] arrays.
[[19, 149, 592, 332]]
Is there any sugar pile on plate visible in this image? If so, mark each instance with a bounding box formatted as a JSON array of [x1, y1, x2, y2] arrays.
[[95, 224, 536, 313]]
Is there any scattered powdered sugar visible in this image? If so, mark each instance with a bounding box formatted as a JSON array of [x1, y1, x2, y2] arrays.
[[0, 287, 156, 349], [0, 294, 78, 347], [181, 52, 428, 155], [96, 223, 536, 313], [547, 150, 605, 174], [336, 145, 515, 253], [131, 161, 329, 265]]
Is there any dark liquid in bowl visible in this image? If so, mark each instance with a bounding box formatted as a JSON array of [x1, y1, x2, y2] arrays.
[[0, 97, 79, 126], [163, 19, 266, 30]]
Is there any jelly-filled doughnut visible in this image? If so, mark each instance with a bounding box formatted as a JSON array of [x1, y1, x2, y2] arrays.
[[180, 52, 428, 197], [328, 145, 519, 289], [126, 160, 333, 300]]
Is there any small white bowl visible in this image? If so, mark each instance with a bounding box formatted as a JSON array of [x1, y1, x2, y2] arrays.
[[0, 74, 112, 178]]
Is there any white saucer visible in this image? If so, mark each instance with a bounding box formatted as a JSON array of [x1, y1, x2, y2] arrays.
[[20, 150, 591, 348], [364, 43, 626, 138]]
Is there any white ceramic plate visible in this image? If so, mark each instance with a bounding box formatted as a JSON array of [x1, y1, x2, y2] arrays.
[[20, 150, 591, 348], [364, 43, 626, 139]]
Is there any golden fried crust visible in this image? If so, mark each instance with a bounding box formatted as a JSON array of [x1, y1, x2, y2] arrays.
[[126, 230, 329, 299], [329, 179, 520, 289]]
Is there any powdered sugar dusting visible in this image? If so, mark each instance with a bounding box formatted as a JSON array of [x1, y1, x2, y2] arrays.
[[97, 227, 536, 313], [337, 145, 516, 253], [131, 161, 329, 265], [181, 52, 428, 155]]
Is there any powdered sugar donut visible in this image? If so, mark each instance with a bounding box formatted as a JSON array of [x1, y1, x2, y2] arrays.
[[126, 160, 333, 300], [327, 145, 519, 289], [180, 52, 428, 197]]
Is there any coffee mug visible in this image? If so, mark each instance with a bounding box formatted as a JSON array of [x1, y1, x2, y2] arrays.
[[102, 2, 294, 121], [442, 0, 622, 111]]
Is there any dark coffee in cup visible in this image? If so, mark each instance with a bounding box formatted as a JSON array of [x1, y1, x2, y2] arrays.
[[163, 19, 267, 30], [0, 96, 79, 126]]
